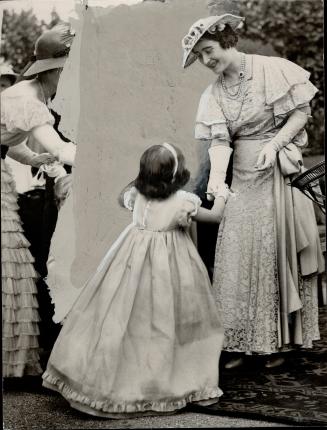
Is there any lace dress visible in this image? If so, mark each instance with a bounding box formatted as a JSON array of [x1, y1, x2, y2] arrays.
[[195, 54, 324, 354], [1, 80, 55, 376], [42, 188, 224, 418]]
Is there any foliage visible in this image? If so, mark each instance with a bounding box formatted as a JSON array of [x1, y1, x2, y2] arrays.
[[208, 0, 324, 155], [1, 8, 61, 73]]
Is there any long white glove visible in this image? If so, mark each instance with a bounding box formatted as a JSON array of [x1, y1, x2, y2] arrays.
[[255, 110, 308, 171], [207, 145, 233, 201], [57, 142, 76, 166], [31, 124, 76, 166]]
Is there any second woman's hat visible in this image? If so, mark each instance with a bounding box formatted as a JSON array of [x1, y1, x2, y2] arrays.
[[182, 14, 244, 68], [23, 23, 75, 77]]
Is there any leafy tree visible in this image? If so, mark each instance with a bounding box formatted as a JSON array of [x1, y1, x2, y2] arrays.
[[208, 0, 324, 155], [1, 8, 61, 74]]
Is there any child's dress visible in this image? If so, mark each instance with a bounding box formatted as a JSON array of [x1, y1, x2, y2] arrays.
[[42, 187, 224, 418]]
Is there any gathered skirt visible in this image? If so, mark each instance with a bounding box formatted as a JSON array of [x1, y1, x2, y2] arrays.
[[2, 159, 42, 377], [43, 225, 224, 417]]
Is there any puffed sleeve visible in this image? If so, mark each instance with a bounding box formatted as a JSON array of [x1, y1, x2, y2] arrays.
[[123, 186, 138, 211], [1, 95, 55, 132], [176, 191, 202, 227], [195, 84, 231, 143], [262, 56, 318, 127]]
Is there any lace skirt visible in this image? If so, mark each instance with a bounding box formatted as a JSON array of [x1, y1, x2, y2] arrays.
[[212, 138, 319, 354], [2, 159, 42, 377]]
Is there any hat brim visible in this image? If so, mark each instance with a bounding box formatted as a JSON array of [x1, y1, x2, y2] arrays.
[[182, 14, 245, 69], [23, 57, 67, 77]]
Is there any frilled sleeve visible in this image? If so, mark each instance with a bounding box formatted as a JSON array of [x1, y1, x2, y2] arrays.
[[176, 191, 202, 227], [123, 186, 138, 211], [262, 56, 318, 127], [195, 84, 231, 143], [1, 95, 55, 132]]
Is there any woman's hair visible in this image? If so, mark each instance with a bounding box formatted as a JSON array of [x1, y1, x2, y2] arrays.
[[134, 144, 190, 200], [200, 24, 238, 49]]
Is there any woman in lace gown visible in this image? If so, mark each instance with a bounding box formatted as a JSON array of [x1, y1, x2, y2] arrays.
[[181, 14, 324, 369], [43, 143, 225, 418], [1, 25, 76, 377]]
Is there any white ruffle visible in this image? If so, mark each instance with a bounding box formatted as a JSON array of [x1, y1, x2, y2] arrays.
[[177, 190, 202, 216], [1, 231, 31, 249], [123, 186, 138, 211], [260, 55, 319, 126], [2, 277, 38, 295], [2, 247, 35, 264], [2, 307, 40, 323], [195, 84, 231, 142], [2, 292, 39, 310], [3, 321, 40, 337], [43, 371, 222, 416], [1, 95, 54, 132]]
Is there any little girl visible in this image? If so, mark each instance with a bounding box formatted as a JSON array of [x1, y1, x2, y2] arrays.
[[42, 143, 226, 418]]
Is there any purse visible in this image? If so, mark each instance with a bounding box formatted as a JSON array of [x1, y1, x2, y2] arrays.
[[278, 143, 303, 177]]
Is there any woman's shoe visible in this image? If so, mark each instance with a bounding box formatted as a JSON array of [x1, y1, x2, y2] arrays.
[[224, 357, 244, 369], [265, 356, 285, 368]]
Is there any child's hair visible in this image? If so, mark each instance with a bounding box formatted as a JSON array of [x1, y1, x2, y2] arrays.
[[134, 144, 190, 199]]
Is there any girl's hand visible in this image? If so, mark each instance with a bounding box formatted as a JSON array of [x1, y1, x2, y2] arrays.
[[31, 153, 56, 168], [255, 142, 277, 171]]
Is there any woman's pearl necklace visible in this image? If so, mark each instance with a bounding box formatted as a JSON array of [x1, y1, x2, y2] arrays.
[[220, 54, 246, 100]]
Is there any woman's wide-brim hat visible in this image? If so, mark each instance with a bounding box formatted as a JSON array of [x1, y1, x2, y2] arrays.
[[182, 14, 245, 68], [23, 23, 75, 77]]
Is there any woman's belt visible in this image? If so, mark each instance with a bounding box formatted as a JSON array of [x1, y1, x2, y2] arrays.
[[1, 145, 9, 159]]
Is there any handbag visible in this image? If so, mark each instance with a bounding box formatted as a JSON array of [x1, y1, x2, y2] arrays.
[[278, 142, 303, 177]]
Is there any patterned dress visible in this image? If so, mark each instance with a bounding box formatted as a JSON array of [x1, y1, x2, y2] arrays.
[[195, 54, 324, 354], [1, 80, 55, 376], [42, 189, 224, 418]]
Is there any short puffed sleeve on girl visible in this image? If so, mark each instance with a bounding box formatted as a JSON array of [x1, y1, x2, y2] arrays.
[[261, 56, 318, 126], [176, 191, 202, 227], [1, 95, 55, 132], [195, 84, 231, 143], [123, 186, 138, 211]]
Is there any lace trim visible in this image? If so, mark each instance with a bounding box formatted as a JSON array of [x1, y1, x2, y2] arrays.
[[43, 371, 223, 414]]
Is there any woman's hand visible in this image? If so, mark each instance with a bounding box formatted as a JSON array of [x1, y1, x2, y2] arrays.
[[255, 142, 277, 171], [31, 153, 56, 168]]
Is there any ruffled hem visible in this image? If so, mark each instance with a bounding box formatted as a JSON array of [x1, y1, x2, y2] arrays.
[[3, 363, 43, 378], [1, 180, 18, 194], [1, 207, 21, 221], [2, 263, 37, 279], [3, 292, 39, 309], [2, 248, 35, 264], [1, 232, 31, 249], [2, 277, 38, 294], [3, 321, 40, 337], [1, 199, 20, 211], [2, 219, 24, 233], [3, 335, 39, 351], [2, 307, 40, 323], [42, 371, 223, 416]]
